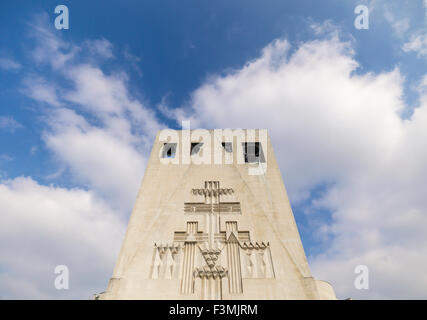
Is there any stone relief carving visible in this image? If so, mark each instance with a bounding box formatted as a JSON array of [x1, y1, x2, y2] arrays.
[[150, 243, 182, 280], [150, 181, 275, 299]]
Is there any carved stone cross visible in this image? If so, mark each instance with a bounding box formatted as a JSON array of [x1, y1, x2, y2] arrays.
[[151, 181, 274, 299], [182, 181, 241, 248]]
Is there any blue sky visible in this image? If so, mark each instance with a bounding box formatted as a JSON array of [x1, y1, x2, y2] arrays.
[[1, 0, 427, 299]]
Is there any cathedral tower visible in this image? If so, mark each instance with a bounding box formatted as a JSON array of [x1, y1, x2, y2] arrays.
[[96, 129, 336, 300]]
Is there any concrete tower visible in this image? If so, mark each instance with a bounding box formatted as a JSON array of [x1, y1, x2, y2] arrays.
[[96, 129, 336, 300]]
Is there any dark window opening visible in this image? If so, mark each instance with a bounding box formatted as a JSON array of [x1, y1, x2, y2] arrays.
[[162, 143, 177, 158], [191, 142, 203, 155], [221, 142, 233, 153], [242, 142, 265, 163]]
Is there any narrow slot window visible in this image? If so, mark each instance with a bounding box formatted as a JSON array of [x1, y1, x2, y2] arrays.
[[221, 142, 232, 153], [162, 143, 177, 158], [242, 142, 265, 163], [191, 142, 203, 155]]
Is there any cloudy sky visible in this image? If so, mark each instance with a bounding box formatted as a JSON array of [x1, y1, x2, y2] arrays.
[[1, 0, 427, 299]]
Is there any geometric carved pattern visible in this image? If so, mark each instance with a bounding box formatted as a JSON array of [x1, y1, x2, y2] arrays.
[[200, 248, 221, 268], [241, 242, 275, 279], [150, 181, 275, 300], [151, 243, 183, 280], [184, 203, 241, 214]]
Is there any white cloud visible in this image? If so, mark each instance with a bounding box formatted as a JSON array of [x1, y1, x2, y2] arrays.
[[0, 57, 21, 70], [84, 39, 114, 59], [0, 154, 14, 162], [175, 33, 427, 299], [403, 32, 427, 58], [123, 48, 142, 77], [0, 14, 164, 299], [0, 177, 125, 299], [30, 13, 78, 69], [44, 107, 147, 212], [384, 9, 410, 38], [310, 20, 341, 38], [0, 116, 23, 132], [22, 76, 62, 107], [63, 64, 159, 135], [22, 15, 162, 213], [400, 0, 427, 58]]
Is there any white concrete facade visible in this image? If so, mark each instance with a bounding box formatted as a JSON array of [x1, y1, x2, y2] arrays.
[[96, 129, 336, 300]]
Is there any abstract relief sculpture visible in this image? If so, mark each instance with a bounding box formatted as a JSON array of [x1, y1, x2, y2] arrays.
[[97, 129, 336, 300], [149, 181, 274, 299]]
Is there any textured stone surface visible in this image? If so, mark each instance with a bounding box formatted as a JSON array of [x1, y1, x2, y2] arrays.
[[96, 129, 336, 300]]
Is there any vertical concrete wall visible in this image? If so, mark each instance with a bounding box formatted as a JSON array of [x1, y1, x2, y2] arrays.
[[97, 129, 336, 300]]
